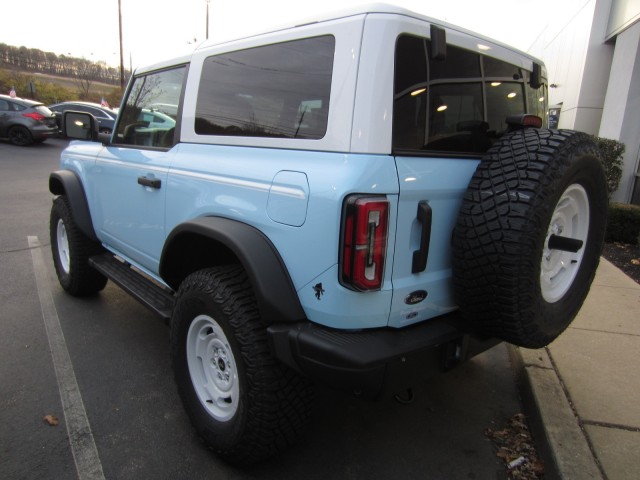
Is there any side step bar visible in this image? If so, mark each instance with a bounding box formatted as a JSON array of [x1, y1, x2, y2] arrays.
[[89, 253, 174, 321]]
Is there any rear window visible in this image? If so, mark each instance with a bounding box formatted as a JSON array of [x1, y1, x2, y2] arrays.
[[34, 105, 53, 116], [195, 35, 335, 140], [393, 34, 547, 155]]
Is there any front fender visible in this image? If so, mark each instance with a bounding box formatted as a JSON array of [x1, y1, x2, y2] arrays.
[[160, 217, 306, 324], [49, 170, 97, 241]]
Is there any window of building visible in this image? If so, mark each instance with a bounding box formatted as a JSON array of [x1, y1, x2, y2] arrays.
[[195, 36, 335, 140]]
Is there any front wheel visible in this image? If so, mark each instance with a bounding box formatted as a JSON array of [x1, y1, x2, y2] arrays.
[[50, 196, 107, 296], [170, 266, 313, 465]]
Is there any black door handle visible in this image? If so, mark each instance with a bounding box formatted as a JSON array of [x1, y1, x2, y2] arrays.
[[412, 201, 432, 273], [137, 176, 161, 189]]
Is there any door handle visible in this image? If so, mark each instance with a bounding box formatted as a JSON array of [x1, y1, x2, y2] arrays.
[[412, 201, 432, 273], [137, 176, 161, 189]]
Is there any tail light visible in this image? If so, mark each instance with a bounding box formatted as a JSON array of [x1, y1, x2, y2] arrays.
[[340, 195, 389, 291], [23, 112, 46, 123]]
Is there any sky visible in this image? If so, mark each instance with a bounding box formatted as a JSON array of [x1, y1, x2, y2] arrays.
[[2, 0, 556, 70]]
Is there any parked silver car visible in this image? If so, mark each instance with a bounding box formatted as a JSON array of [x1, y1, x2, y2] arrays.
[[0, 94, 58, 146]]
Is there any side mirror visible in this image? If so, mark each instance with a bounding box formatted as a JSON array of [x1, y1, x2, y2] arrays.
[[62, 111, 99, 141]]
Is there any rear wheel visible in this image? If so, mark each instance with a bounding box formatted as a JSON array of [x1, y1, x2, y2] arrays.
[[170, 266, 313, 465], [453, 129, 608, 348], [50, 196, 107, 296], [8, 126, 33, 146]]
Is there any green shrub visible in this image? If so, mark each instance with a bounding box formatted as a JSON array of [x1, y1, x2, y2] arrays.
[[593, 136, 625, 198], [606, 203, 640, 245]]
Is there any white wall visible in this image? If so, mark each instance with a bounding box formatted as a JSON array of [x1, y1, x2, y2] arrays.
[[529, 0, 613, 134], [529, 0, 640, 203], [600, 21, 640, 202]]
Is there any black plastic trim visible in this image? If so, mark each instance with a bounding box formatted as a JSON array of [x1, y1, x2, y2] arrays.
[[430, 24, 447, 60], [160, 217, 305, 324], [49, 170, 97, 241], [90, 253, 174, 320], [412, 200, 432, 273], [268, 312, 500, 398]]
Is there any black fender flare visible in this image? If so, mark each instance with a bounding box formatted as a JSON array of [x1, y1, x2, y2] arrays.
[[49, 170, 98, 241], [160, 217, 306, 324]]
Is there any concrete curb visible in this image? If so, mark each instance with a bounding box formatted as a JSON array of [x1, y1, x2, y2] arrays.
[[508, 345, 604, 480]]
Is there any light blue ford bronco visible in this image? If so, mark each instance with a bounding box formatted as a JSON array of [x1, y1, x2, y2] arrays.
[[49, 4, 608, 464]]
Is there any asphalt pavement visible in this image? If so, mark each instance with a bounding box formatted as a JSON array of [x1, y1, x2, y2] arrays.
[[6, 137, 637, 480], [0, 138, 528, 479]]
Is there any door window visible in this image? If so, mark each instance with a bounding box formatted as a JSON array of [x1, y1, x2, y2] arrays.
[[115, 65, 186, 148]]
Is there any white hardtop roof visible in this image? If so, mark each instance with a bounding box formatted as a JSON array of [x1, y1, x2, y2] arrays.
[[136, 2, 541, 74]]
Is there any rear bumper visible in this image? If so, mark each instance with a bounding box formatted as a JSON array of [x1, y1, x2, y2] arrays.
[[31, 125, 59, 139], [268, 312, 500, 399]]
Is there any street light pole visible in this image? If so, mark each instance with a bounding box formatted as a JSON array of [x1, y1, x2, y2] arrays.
[[118, 0, 125, 89], [206, 0, 210, 40]]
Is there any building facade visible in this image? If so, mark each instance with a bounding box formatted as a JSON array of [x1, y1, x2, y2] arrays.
[[530, 0, 640, 204]]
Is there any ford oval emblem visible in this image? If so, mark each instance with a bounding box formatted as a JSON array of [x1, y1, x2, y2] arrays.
[[405, 290, 428, 305]]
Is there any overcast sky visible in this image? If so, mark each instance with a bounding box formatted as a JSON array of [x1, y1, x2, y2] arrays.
[[3, 0, 554, 69]]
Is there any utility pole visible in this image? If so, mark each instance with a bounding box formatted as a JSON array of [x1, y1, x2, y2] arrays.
[[118, 0, 125, 89], [206, 0, 210, 40]]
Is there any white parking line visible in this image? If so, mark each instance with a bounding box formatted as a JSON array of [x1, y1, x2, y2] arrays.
[[28, 236, 106, 480]]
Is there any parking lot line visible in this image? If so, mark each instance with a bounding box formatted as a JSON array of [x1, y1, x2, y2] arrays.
[[28, 236, 106, 480]]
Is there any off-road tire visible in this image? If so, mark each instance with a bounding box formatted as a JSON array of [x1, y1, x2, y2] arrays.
[[50, 196, 108, 295], [452, 129, 608, 348], [170, 266, 313, 465]]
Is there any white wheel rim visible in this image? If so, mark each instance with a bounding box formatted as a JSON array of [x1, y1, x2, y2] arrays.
[[56, 219, 71, 274], [541, 184, 589, 303], [186, 315, 239, 421]]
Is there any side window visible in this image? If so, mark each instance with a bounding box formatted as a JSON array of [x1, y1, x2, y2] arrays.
[[486, 82, 525, 135], [195, 35, 335, 139], [115, 65, 186, 148], [393, 33, 545, 155], [0, 100, 9, 111], [87, 106, 108, 119]]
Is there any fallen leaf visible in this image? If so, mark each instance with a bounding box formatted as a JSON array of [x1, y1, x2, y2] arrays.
[[43, 414, 59, 426], [531, 459, 546, 475], [631, 258, 640, 266]]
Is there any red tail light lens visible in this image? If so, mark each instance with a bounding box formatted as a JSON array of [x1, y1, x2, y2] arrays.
[[23, 112, 46, 123], [340, 195, 389, 291], [505, 114, 542, 128]]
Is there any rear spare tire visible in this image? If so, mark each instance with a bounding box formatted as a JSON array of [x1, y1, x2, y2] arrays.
[[452, 129, 608, 348]]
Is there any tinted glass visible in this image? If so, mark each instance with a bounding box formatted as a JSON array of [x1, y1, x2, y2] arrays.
[[484, 56, 522, 79], [0, 99, 9, 111], [429, 44, 481, 79], [526, 73, 547, 119], [393, 33, 547, 155], [486, 82, 525, 135], [395, 35, 428, 95], [427, 83, 486, 153], [115, 65, 186, 148], [195, 35, 335, 139]]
